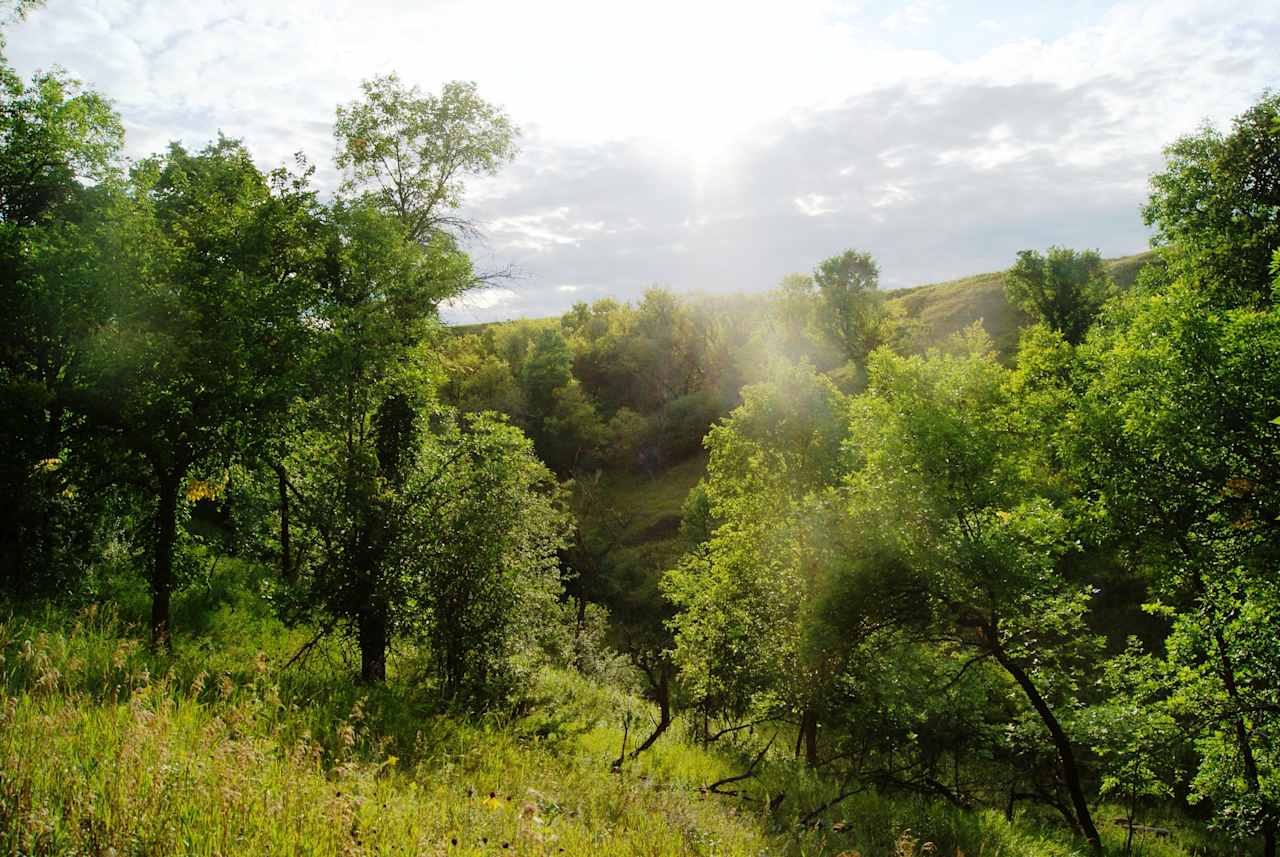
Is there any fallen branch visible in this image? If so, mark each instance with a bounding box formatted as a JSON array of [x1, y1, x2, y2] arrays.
[[706, 732, 777, 798], [284, 619, 338, 670]]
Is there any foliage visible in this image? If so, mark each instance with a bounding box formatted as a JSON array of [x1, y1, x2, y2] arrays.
[[811, 249, 894, 367], [334, 74, 518, 243], [0, 55, 123, 595], [394, 411, 570, 704], [1005, 246, 1113, 344], [843, 331, 1105, 850], [76, 138, 320, 645], [1143, 91, 1280, 307], [1071, 281, 1280, 850]]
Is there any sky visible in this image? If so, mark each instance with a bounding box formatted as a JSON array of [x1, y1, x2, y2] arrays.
[[9, 0, 1279, 322]]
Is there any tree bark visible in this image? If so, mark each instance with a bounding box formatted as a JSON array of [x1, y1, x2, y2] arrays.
[[272, 461, 293, 583], [990, 641, 1101, 854], [801, 707, 819, 768], [617, 669, 671, 766], [150, 469, 182, 650], [1210, 624, 1275, 857], [358, 603, 388, 683]]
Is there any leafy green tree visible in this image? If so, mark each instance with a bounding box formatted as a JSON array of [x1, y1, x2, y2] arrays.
[[1071, 283, 1280, 856], [665, 363, 855, 763], [1087, 642, 1180, 856], [0, 54, 123, 591], [334, 75, 517, 244], [282, 198, 470, 681], [395, 411, 569, 703], [812, 249, 892, 366], [541, 380, 607, 475], [842, 331, 1104, 852], [520, 326, 574, 421], [1004, 246, 1112, 344], [1144, 91, 1280, 308], [79, 138, 321, 646]]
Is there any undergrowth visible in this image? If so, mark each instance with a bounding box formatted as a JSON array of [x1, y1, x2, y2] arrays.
[[0, 603, 1219, 857]]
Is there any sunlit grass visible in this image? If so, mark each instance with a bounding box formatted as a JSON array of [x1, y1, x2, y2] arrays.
[[0, 604, 1221, 856]]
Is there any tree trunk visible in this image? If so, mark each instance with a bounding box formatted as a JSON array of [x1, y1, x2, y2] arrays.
[[572, 595, 587, 670], [1209, 625, 1275, 857], [615, 669, 672, 768], [991, 643, 1101, 854], [358, 604, 388, 683], [272, 462, 293, 583], [151, 469, 182, 650], [800, 708, 819, 768]]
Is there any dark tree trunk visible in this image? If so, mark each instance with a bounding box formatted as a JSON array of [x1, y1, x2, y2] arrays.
[[151, 469, 182, 650], [273, 462, 293, 583], [991, 642, 1101, 854], [802, 708, 819, 768], [1210, 625, 1275, 857], [358, 604, 388, 683], [613, 667, 672, 769], [572, 595, 587, 669]]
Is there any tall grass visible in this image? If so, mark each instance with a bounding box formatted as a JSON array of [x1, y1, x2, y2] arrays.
[[0, 604, 1221, 856]]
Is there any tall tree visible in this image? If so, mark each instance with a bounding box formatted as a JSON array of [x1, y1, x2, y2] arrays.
[[665, 363, 857, 764], [1070, 284, 1280, 856], [281, 198, 470, 681], [79, 138, 321, 646], [0, 54, 123, 591], [842, 331, 1104, 852], [334, 75, 517, 244], [1143, 91, 1280, 308], [811, 249, 892, 366], [1004, 246, 1112, 345]]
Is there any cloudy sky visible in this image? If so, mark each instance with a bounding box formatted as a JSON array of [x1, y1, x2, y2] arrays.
[[9, 0, 1278, 322]]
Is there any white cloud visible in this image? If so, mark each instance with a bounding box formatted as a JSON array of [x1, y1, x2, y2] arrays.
[[794, 193, 838, 216], [881, 1, 943, 33], [442, 287, 519, 313], [8, 0, 1279, 323]]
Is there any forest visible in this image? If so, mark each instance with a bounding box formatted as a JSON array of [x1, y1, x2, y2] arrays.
[[2, 1, 1279, 855]]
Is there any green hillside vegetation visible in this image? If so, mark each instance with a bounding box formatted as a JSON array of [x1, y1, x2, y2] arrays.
[[4, 2, 1280, 854], [0, 599, 1215, 857], [890, 251, 1157, 357]]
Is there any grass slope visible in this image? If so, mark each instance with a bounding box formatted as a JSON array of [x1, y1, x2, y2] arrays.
[[0, 604, 1218, 857], [889, 251, 1157, 358]]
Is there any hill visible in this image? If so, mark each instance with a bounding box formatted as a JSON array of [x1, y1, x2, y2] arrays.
[[888, 251, 1157, 357]]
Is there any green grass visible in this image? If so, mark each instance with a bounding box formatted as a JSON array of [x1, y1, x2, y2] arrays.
[[888, 251, 1158, 359], [592, 453, 708, 547], [0, 599, 1229, 857]]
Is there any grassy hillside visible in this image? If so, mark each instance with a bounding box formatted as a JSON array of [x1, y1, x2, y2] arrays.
[[889, 251, 1157, 357], [0, 603, 1216, 857]]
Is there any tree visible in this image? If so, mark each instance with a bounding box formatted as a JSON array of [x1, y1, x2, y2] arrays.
[[842, 331, 1104, 852], [1070, 283, 1280, 856], [811, 249, 892, 367], [665, 362, 857, 764], [0, 54, 123, 591], [334, 75, 517, 244], [79, 138, 321, 646], [1143, 91, 1280, 308], [1004, 246, 1112, 345], [282, 197, 471, 681], [396, 411, 569, 703]]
